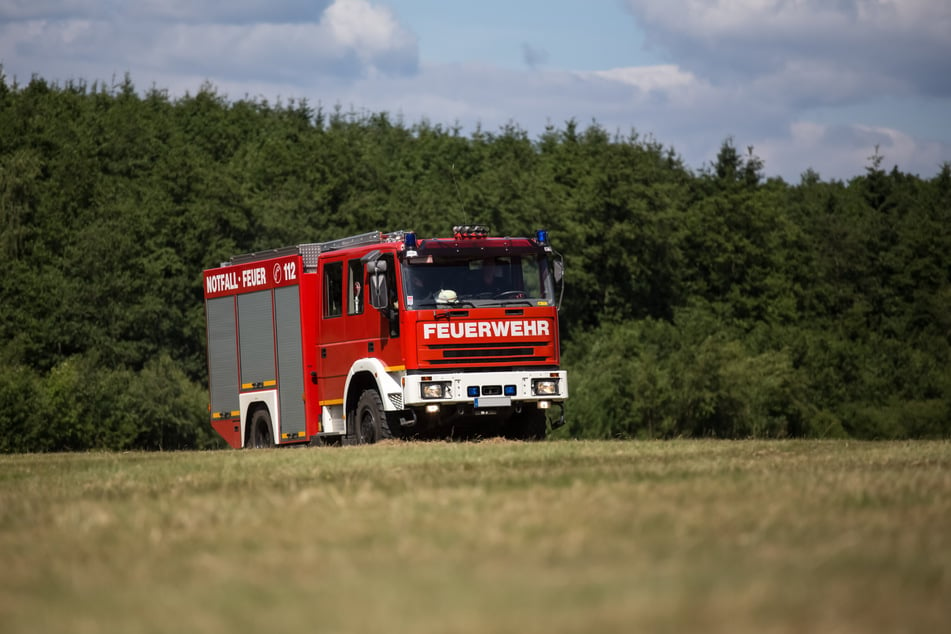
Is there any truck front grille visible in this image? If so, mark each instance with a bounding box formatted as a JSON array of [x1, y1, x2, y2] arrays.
[[423, 342, 549, 366]]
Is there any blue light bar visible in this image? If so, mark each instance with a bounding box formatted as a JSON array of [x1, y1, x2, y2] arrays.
[[405, 232, 417, 249], [535, 229, 549, 245], [467, 386, 480, 397], [504, 385, 517, 396]]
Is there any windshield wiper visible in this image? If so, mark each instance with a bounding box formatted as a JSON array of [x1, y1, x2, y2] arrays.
[[487, 300, 534, 307], [413, 300, 475, 309]]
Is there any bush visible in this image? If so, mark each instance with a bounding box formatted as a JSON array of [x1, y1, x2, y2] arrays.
[[2, 354, 219, 452], [562, 309, 810, 439], [125, 354, 221, 450], [0, 364, 41, 453]]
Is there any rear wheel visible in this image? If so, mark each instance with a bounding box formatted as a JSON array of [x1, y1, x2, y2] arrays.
[[246, 408, 274, 448], [352, 390, 393, 444]]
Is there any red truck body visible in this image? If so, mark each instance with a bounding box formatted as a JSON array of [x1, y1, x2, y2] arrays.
[[202, 228, 567, 447]]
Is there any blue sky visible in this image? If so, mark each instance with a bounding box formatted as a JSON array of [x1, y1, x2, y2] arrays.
[[1, 0, 949, 182], [385, 1, 659, 71]]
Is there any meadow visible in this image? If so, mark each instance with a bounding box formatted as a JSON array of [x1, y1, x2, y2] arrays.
[[1, 440, 948, 633]]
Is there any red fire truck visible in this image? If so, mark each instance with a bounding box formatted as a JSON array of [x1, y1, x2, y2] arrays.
[[202, 226, 567, 447]]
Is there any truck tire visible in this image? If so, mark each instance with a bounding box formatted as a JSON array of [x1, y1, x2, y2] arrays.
[[504, 407, 547, 441], [353, 389, 393, 444], [247, 408, 274, 448]]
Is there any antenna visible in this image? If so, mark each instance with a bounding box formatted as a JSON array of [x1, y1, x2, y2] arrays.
[[450, 162, 468, 223]]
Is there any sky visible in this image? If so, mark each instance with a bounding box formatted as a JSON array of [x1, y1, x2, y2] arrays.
[[1, 0, 950, 182]]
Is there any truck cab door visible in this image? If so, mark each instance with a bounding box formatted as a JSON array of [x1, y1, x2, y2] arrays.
[[316, 257, 347, 400]]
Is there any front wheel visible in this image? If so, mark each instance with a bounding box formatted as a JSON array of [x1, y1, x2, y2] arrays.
[[352, 390, 393, 444], [246, 408, 274, 448]]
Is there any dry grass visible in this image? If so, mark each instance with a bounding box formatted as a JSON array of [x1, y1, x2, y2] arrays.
[[1, 440, 948, 633]]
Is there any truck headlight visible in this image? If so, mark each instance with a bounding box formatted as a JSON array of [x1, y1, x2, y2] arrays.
[[421, 382, 451, 399], [532, 378, 559, 396]]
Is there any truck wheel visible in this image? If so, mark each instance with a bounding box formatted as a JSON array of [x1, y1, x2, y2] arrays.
[[247, 408, 274, 448], [504, 407, 547, 441], [353, 390, 393, 444]]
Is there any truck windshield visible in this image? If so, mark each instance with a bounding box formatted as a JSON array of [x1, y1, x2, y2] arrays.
[[403, 253, 557, 310]]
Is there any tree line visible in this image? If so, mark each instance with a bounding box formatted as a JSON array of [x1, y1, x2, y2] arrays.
[[1, 72, 949, 450]]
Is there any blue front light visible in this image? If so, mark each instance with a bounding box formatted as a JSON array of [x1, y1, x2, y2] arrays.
[[467, 386, 480, 397], [504, 385, 517, 396]]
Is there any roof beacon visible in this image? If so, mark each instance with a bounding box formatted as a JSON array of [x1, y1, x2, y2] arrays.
[[404, 231, 418, 257]]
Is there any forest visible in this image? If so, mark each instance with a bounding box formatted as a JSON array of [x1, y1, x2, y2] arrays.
[[1, 72, 949, 451]]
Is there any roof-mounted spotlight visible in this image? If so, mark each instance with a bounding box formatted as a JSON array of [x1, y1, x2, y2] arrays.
[[453, 225, 489, 239]]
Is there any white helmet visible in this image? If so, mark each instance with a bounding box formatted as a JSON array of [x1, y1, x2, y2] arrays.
[[436, 289, 458, 304]]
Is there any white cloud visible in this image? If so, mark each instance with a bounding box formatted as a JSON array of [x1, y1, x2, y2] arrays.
[[623, 0, 951, 98], [123, 1, 332, 23], [589, 65, 696, 93], [748, 60, 906, 109], [754, 120, 951, 182], [323, 0, 417, 75], [0, 0, 417, 83], [302, 57, 947, 181], [0, 1, 334, 23], [1, 0, 947, 182], [325, 0, 399, 49], [0, 1, 99, 20], [596, 0, 951, 178]]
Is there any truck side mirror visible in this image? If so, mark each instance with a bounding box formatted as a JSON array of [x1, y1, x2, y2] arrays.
[[367, 260, 389, 310], [553, 255, 565, 309]]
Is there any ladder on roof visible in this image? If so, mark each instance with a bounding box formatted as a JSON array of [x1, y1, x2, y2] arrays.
[[229, 230, 407, 268], [313, 230, 387, 253]]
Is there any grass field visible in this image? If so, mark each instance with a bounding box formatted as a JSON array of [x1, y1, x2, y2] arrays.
[[1, 440, 948, 633]]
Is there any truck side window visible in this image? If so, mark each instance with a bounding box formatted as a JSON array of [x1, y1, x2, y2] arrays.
[[323, 261, 343, 318], [383, 253, 399, 337], [348, 259, 364, 315]]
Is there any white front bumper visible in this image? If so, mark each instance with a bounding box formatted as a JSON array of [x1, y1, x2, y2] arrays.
[[401, 370, 568, 408]]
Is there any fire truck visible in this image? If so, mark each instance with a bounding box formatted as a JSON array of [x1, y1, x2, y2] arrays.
[[202, 226, 567, 447]]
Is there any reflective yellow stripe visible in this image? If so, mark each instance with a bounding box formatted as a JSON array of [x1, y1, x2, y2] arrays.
[[319, 398, 344, 406], [241, 381, 276, 390], [281, 431, 306, 439], [386, 365, 406, 372]]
